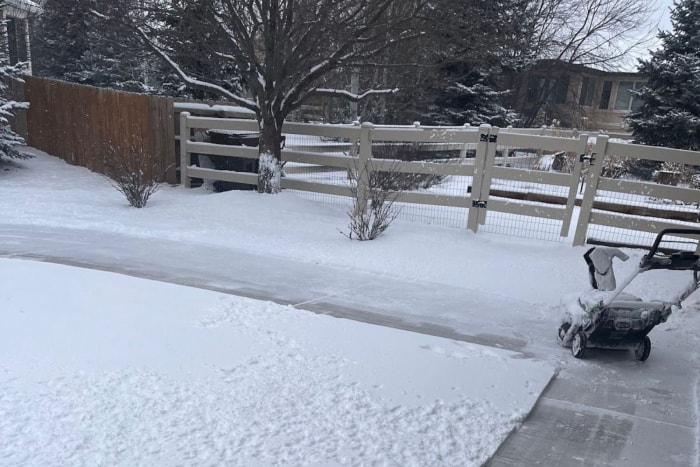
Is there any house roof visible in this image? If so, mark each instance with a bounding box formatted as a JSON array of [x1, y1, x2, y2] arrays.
[[534, 59, 643, 79]]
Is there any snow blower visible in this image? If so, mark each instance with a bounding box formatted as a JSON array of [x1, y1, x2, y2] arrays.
[[558, 228, 700, 360]]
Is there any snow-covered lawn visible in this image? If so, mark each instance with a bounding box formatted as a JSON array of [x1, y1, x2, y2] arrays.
[[1, 148, 698, 465], [1, 259, 552, 466]]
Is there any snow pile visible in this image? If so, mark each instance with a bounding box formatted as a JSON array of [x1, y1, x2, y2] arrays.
[[0, 259, 554, 466]]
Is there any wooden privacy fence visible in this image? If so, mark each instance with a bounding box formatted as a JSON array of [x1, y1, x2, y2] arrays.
[[20, 76, 177, 183], [179, 113, 700, 250]]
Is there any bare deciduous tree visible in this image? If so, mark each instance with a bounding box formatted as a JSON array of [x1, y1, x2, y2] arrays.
[[105, 0, 427, 193], [527, 0, 658, 67], [520, 0, 658, 126]]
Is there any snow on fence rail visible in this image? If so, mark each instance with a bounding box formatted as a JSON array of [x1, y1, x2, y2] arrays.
[[178, 112, 700, 251]]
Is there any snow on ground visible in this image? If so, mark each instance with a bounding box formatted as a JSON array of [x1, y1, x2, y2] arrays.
[[1, 148, 699, 465], [0, 148, 584, 304], [0, 259, 553, 466], [0, 150, 560, 464]]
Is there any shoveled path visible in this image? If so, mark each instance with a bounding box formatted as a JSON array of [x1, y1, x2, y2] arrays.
[[1, 224, 698, 467]]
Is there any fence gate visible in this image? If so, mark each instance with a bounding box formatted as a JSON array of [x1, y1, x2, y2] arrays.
[[467, 126, 589, 242]]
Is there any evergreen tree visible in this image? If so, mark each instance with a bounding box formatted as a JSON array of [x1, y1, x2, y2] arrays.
[[0, 61, 29, 160], [627, 0, 700, 150], [32, 0, 181, 95], [418, 0, 530, 127], [422, 72, 518, 127], [31, 0, 91, 82]]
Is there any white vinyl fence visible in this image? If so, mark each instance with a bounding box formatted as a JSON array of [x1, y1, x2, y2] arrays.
[[178, 111, 700, 251]]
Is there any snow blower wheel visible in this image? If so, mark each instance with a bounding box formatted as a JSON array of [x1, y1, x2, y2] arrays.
[[635, 336, 651, 362], [572, 331, 587, 358]]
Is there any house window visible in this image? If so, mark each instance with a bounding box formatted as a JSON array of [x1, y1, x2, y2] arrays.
[[5, 18, 28, 65], [578, 77, 594, 106], [527, 76, 544, 102], [552, 75, 569, 104], [614, 81, 643, 111], [599, 81, 613, 109], [526, 74, 570, 104]]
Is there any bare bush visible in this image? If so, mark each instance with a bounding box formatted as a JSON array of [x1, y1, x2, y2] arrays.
[[691, 174, 700, 190], [103, 143, 171, 208], [341, 160, 403, 241], [654, 161, 695, 186], [550, 152, 577, 173], [372, 143, 447, 191], [600, 154, 629, 179]]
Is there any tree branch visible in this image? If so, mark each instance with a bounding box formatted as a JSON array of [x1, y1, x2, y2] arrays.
[[312, 87, 399, 101]]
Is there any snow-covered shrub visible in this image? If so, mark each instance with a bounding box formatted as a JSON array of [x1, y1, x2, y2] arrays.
[[0, 61, 30, 161], [372, 143, 446, 191], [103, 144, 170, 208], [341, 159, 402, 241], [257, 152, 281, 194], [654, 161, 694, 186], [600, 154, 629, 179], [691, 174, 700, 190], [624, 158, 662, 180]]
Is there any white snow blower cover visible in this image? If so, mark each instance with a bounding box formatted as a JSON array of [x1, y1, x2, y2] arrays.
[[583, 247, 629, 291]]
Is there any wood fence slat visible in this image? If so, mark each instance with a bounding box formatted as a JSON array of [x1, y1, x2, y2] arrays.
[[23, 76, 174, 181]]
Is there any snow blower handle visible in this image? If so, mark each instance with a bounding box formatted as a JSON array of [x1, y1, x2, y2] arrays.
[[640, 228, 700, 271]]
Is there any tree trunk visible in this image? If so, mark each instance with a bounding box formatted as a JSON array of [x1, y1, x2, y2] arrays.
[[257, 113, 283, 194], [259, 115, 283, 160]]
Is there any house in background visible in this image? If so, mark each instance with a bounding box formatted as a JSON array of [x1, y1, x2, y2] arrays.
[[1, 0, 41, 73], [502, 59, 646, 132]]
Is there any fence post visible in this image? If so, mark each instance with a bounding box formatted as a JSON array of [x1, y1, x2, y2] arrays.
[[573, 134, 608, 246], [467, 124, 491, 232], [478, 126, 498, 226], [179, 111, 191, 188], [560, 133, 589, 237], [356, 122, 373, 215], [459, 123, 471, 159]]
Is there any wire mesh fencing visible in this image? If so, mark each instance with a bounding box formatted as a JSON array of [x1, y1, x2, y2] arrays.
[[478, 141, 583, 242], [283, 127, 478, 229], [178, 113, 700, 249], [585, 152, 700, 250]]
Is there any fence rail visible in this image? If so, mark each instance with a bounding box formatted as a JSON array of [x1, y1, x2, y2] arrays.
[[179, 112, 700, 250]]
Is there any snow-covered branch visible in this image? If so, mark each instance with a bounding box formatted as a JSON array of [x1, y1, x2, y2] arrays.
[[133, 25, 258, 111], [313, 88, 400, 102]]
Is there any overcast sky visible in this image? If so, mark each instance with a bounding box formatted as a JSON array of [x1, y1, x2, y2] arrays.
[[657, 0, 674, 32]]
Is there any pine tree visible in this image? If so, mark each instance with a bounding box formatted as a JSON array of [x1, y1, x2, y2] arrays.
[[418, 0, 530, 127], [422, 72, 518, 127], [0, 61, 29, 160], [32, 0, 181, 95], [31, 0, 91, 82], [627, 0, 700, 150]]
